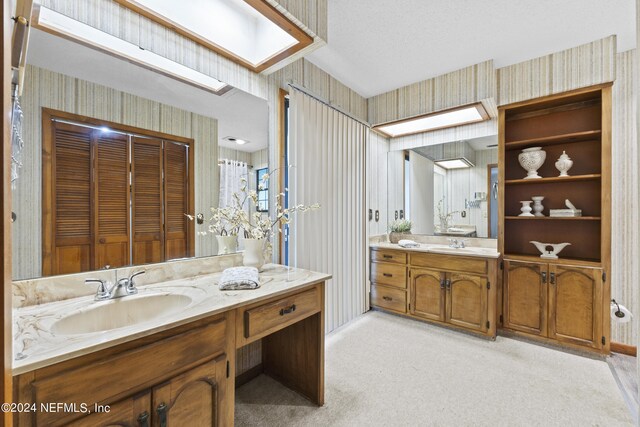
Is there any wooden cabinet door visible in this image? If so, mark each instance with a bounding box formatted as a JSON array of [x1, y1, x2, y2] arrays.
[[503, 260, 548, 336], [410, 268, 445, 321], [548, 265, 602, 349], [132, 137, 164, 265], [94, 131, 131, 269], [152, 355, 226, 427], [164, 141, 190, 261], [66, 392, 151, 427], [446, 273, 488, 332]]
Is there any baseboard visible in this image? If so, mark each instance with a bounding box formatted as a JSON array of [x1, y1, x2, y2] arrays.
[[235, 363, 263, 388], [610, 342, 637, 357]]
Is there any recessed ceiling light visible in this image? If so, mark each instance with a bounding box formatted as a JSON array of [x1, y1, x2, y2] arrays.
[[33, 5, 230, 95], [374, 103, 489, 138], [434, 158, 474, 170], [223, 136, 250, 145]]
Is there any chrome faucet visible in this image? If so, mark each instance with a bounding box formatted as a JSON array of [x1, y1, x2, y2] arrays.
[[86, 270, 145, 301], [448, 238, 469, 249]]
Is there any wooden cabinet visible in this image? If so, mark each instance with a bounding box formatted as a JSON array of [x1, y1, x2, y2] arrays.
[[446, 273, 488, 333], [371, 247, 498, 338], [410, 269, 444, 321], [499, 85, 611, 353], [14, 315, 232, 426], [503, 260, 547, 336], [152, 356, 226, 427], [548, 265, 602, 349], [503, 259, 603, 350]]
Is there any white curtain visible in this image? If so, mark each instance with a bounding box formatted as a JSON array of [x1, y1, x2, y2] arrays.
[[218, 159, 248, 212], [289, 88, 367, 333]]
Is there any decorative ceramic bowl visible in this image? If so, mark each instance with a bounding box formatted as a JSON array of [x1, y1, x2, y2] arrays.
[[518, 147, 546, 179]]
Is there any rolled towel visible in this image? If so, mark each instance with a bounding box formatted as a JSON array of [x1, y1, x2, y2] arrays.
[[219, 267, 261, 290], [398, 239, 419, 248]]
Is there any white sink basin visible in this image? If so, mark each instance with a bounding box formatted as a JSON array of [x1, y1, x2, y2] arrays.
[[51, 293, 192, 335], [426, 245, 498, 257]]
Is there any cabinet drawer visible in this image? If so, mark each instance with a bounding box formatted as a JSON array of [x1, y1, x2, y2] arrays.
[[410, 253, 487, 274], [244, 287, 320, 340], [32, 317, 226, 426], [371, 285, 407, 313], [371, 262, 407, 288], [371, 249, 407, 264]]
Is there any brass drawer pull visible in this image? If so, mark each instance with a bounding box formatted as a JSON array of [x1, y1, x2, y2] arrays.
[[550, 272, 556, 285], [541, 271, 547, 283], [445, 279, 451, 289], [383, 254, 393, 259], [280, 304, 296, 315], [383, 273, 393, 277], [440, 279, 445, 289], [382, 296, 393, 301]]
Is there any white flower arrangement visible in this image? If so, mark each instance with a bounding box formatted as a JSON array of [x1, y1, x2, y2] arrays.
[[189, 169, 320, 245]]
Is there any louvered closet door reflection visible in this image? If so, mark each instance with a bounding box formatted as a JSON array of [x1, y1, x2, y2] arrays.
[[94, 131, 130, 269], [49, 122, 93, 275], [132, 137, 164, 265], [164, 141, 190, 260]]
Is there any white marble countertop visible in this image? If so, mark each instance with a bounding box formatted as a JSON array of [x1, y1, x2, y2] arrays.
[[371, 242, 500, 259], [13, 264, 331, 375]]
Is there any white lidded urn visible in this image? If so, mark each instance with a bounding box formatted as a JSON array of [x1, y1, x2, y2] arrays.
[[555, 151, 573, 177]]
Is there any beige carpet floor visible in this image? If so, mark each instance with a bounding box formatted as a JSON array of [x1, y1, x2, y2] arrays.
[[235, 311, 633, 426]]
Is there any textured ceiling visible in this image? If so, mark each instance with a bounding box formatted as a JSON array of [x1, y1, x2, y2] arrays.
[[307, 0, 636, 98]]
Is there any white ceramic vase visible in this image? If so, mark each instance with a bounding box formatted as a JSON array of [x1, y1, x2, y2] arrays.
[[216, 235, 238, 255], [243, 238, 266, 271], [519, 200, 534, 217], [555, 151, 573, 177], [518, 147, 546, 179], [531, 196, 545, 217]]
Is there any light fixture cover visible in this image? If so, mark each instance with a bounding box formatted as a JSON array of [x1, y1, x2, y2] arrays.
[[374, 104, 489, 138], [33, 6, 229, 94], [434, 158, 474, 169]]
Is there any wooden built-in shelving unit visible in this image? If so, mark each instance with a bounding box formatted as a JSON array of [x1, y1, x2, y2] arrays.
[[498, 84, 612, 353]]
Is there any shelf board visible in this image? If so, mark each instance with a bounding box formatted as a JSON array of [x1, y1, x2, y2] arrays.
[[505, 216, 600, 221], [503, 253, 602, 267], [504, 130, 601, 150], [505, 174, 601, 185]]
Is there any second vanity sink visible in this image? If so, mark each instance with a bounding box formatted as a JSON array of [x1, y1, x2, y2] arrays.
[[422, 245, 499, 258], [51, 293, 193, 335]]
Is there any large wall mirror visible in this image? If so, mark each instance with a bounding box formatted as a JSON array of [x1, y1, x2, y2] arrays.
[[388, 135, 498, 239], [11, 19, 269, 280]]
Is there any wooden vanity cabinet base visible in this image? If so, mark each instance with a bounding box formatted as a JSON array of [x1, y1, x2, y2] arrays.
[[370, 248, 498, 339]]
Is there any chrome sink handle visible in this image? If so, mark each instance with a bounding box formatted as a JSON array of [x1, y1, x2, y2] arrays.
[[86, 278, 109, 300], [117, 270, 146, 294]]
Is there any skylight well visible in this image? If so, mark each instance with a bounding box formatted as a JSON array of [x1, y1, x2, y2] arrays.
[[114, 0, 313, 72]]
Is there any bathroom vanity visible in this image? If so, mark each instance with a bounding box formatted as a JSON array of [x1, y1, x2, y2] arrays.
[[370, 242, 500, 338], [12, 264, 329, 426]]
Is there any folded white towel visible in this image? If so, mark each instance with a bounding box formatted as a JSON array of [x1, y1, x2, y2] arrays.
[[219, 267, 260, 290], [398, 239, 420, 248]]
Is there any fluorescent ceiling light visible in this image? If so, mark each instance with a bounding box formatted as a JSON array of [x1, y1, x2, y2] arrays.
[[33, 6, 229, 94], [374, 104, 489, 138], [434, 158, 474, 170], [114, 0, 313, 72]]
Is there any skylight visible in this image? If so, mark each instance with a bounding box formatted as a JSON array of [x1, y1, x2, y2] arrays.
[[374, 104, 489, 138], [33, 6, 229, 94], [114, 0, 313, 72]]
